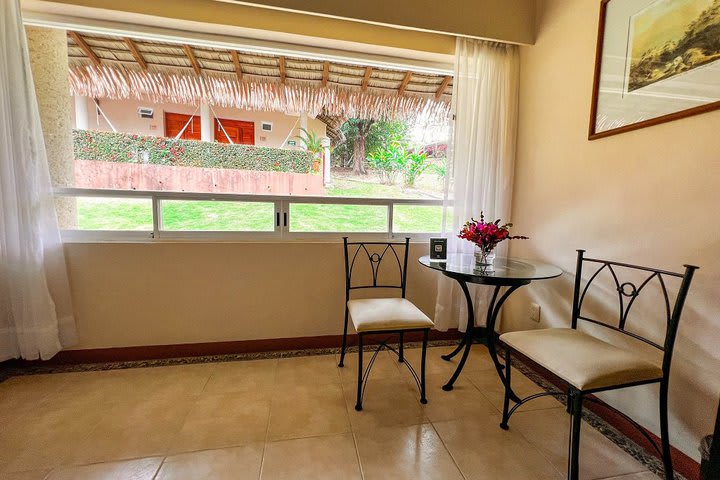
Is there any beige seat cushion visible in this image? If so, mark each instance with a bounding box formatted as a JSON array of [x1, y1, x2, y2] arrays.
[[348, 298, 434, 333], [499, 328, 663, 391]]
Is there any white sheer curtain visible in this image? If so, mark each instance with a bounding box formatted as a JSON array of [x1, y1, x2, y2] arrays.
[[0, 0, 77, 360], [434, 38, 520, 332]]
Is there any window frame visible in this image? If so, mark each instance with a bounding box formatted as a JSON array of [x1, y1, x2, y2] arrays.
[[55, 187, 447, 243]]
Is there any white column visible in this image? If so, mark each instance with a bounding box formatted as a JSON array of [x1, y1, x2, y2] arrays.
[[74, 95, 89, 130], [299, 112, 308, 136], [321, 137, 331, 186], [200, 101, 214, 142]]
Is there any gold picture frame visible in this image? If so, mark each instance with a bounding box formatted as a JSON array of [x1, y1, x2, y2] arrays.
[[589, 0, 720, 140]]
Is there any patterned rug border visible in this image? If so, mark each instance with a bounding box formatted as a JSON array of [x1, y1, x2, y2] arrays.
[[0, 339, 679, 479]]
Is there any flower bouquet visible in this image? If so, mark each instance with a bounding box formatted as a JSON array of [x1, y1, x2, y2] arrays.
[[458, 212, 528, 269]]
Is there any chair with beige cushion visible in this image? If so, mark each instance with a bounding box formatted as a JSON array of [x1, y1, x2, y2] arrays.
[[498, 250, 697, 480], [339, 237, 434, 411]]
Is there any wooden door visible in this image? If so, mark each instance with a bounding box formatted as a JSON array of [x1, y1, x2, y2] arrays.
[[215, 118, 255, 145], [164, 112, 201, 140]]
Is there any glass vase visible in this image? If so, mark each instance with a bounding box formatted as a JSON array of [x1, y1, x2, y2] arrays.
[[474, 246, 496, 271]]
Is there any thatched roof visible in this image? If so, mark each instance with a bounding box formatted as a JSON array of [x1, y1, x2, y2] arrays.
[[66, 32, 453, 123]]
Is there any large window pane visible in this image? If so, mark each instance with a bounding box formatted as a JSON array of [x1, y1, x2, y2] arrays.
[[289, 204, 387, 232], [161, 200, 274, 231], [392, 205, 445, 233], [75, 197, 153, 230]]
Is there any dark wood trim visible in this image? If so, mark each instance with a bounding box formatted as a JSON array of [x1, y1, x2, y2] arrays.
[[588, 0, 720, 141], [14, 330, 460, 365], [69, 32, 101, 67], [124, 37, 147, 71], [183, 45, 201, 75], [435, 76, 452, 100], [512, 349, 701, 480]]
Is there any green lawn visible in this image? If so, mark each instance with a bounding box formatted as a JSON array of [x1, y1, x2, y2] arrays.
[[76, 176, 447, 233]]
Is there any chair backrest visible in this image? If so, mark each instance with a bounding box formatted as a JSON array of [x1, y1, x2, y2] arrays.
[[343, 237, 410, 301], [571, 249, 698, 377]]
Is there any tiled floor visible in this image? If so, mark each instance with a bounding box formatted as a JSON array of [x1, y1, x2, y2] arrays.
[[0, 345, 654, 479]]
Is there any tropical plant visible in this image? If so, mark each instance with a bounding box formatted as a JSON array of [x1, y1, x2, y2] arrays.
[[367, 143, 405, 185], [402, 150, 430, 187], [294, 127, 323, 156]]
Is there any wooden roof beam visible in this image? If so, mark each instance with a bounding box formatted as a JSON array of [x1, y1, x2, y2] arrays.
[[69, 31, 101, 67], [361, 66, 372, 91], [230, 51, 243, 82], [398, 71, 413, 96], [322, 61, 329, 87], [124, 37, 147, 71], [278, 56, 286, 84], [435, 75, 452, 100], [183, 45, 201, 75]]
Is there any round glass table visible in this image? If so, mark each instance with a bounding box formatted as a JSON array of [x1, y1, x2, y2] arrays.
[[419, 254, 563, 394]]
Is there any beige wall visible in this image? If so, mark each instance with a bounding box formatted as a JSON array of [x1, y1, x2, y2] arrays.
[[506, 0, 720, 460], [63, 242, 436, 349], [229, 0, 536, 45], [73, 97, 326, 148], [25, 0, 458, 55]]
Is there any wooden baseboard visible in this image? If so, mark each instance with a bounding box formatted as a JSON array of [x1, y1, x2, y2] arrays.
[[512, 350, 701, 480], [15, 329, 461, 365]]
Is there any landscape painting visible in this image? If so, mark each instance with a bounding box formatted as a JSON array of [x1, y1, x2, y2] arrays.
[[627, 0, 720, 92]]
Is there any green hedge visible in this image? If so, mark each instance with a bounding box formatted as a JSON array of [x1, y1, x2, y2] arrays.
[[73, 130, 315, 173]]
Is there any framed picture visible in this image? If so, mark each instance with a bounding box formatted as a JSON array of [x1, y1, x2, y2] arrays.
[[589, 0, 720, 140]]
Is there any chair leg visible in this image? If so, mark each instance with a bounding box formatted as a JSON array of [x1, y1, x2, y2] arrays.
[[339, 307, 349, 368], [659, 382, 674, 480], [420, 329, 428, 404], [355, 333, 364, 411], [567, 389, 584, 480], [398, 331, 405, 363], [500, 346, 512, 430]]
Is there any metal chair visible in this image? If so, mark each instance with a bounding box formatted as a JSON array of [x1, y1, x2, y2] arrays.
[[499, 250, 698, 480], [339, 237, 434, 411]]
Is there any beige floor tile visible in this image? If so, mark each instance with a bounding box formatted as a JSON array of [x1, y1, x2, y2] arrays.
[[598, 473, 659, 480], [336, 350, 402, 384], [261, 434, 361, 480], [413, 374, 497, 422], [171, 391, 270, 453], [117, 364, 215, 401], [69, 396, 195, 465], [415, 344, 498, 374], [203, 359, 278, 394], [268, 383, 350, 441], [343, 377, 427, 432], [156, 444, 264, 480], [434, 415, 563, 479], [466, 366, 563, 412], [354, 424, 464, 480], [0, 375, 67, 419], [0, 471, 49, 480], [49, 370, 148, 408], [274, 355, 340, 387], [4, 401, 108, 472], [45, 457, 162, 480], [510, 408, 648, 479]]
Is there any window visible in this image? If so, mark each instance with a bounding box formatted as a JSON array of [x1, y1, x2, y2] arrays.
[[55, 28, 453, 241]]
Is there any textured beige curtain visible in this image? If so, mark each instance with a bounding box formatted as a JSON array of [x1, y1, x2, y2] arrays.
[[434, 38, 520, 332]]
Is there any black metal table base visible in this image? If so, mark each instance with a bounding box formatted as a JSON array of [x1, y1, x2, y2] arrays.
[[440, 277, 526, 404]]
